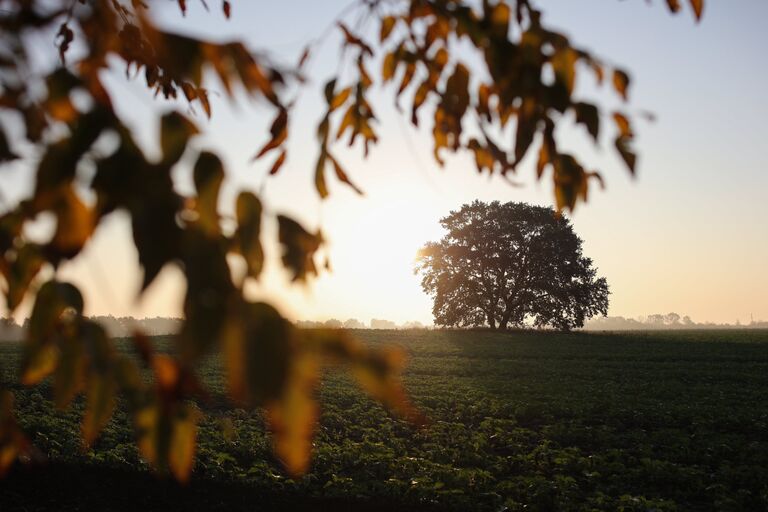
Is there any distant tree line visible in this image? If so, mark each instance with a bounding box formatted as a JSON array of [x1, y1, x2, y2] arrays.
[[296, 319, 428, 330], [1, 316, 428, 341], [0, 316, 183, 341], [584, 313, 768, 330]]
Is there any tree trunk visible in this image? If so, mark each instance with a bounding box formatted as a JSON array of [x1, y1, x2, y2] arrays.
[[499, 298, 515, 331], [486, 311, 497, 330]]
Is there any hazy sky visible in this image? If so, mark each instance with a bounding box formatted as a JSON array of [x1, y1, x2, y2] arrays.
[[7, 0, 767, 325]]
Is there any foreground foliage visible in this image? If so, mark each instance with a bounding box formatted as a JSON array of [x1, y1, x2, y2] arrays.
[[2, 329, 767, 511], [0, 0, 704, 478]]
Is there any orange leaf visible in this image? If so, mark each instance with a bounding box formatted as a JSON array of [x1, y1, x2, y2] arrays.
[[266, 352, 319, 476], [253, 109, 288, 159], [329, 86, 352, 111], [612, 69, 630, 101], [380, 16, 396, 42], [612, 112, 633, 138], [269, 150, 287, 175], [329, 154, 364, 195], [689, 0, 703, 20]]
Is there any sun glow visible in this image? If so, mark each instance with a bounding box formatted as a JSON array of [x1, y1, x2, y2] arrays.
[[309, 195, 444, 324]]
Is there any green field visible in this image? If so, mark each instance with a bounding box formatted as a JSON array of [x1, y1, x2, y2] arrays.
[[2, 330, 768, 511]]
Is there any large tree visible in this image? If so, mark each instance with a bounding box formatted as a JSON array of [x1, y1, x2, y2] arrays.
[[416, 201, 609, 331], [0, 0, 702, 479]]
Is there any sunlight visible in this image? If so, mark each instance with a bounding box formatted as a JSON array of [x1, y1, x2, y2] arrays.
[[316, 196, 443, 323]]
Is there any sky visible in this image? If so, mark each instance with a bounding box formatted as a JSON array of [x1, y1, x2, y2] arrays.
[[5, 0, 767, 325]]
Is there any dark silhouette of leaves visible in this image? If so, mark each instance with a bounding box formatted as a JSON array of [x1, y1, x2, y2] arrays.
[[234, 192, 264, 279], [277, 216, 322, 282], [192, 152, 225, 237]]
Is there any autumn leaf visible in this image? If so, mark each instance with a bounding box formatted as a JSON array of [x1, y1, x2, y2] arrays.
[[49, 185, 95, 259], [253, 108, 288, 160], [135, 401, 200, 483], [612, 69, 630, 101], [277, 216, 323, 281], [234, 192, 264, 279], [53, 335, 86, 409], [315, 151, 329, 199], [615, 136, 637, 175], [330, 86, 352, 112], [82, 372, 117, 446], [266, 351, 319, 476], [21, 281, 84, 385], [160, 112, 198, 166], [2, 243, 45, 311], [192, 151, 225, 237], [0, 391, 31, 478], [81, 320, 117, 446], [329, 154, 364, 196], [666, 0, 682, 13], [223, 301, 292, 406], [380, 16, 397, 42], [613, 112, 633, 138], [268, 150, 287, 175], [574, 103, 600, 141], [689, 0, 703, 20]]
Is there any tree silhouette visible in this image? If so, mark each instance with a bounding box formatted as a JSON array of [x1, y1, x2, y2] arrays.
[[0, 0, 703, 479], [416, 201, 609, 331]]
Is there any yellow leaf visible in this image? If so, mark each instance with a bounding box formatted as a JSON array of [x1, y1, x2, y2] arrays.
[[82, 372, 116, 446], [329, 86, 352, 112], [169, 404, 200, 483], [612, 112, 633, 138], [382, 52, 397, 82], [490, 2, 510, 36], [153, 354, 180, 393], [266, 352, 319, 476], [0, 390, 30, 477], [335, 106, 355, 141], [134, 401, 199, 482], [552, 48, 577, 95], [352, 346, 419, 422], [380, 16, 397, 42], [21, 343, 58, 385], [53, 335, 85, 409], [4, 243, 44, 311], [50, 185, 95, 259], [315, 151, 329, 199]]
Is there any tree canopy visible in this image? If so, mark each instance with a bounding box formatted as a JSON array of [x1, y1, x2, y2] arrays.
[[0, 0, 703, 480], [416, 201, 609, 330]]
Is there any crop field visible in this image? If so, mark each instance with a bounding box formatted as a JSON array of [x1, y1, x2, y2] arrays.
[[2, 329, 768, 511]]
